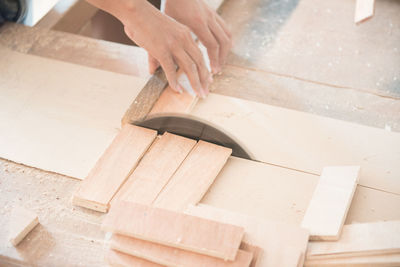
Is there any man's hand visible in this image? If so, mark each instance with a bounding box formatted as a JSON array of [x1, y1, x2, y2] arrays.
[[164, 0, 232, 74]]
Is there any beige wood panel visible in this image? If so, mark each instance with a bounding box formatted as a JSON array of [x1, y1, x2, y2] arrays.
[[201, 157, 400, 225], [191, 93, 400, 194], [0, 47, 147, 179], [73, 125, 157, 212], [111, 234, 253, 267], [355, 0, 375, 23], [307, 221, 400, 260], [186, 204, 309, 267], [113, 132, 196, 205], [153, 141, 232, 212], [102, 201, 244, 261], [149, 86, 198, 116], [305, 253, 400, 267], [301, 166, 360, 241]]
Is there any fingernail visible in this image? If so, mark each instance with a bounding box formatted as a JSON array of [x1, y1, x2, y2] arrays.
[[208, 75, 213, 83], [176, 84, 184, 94]]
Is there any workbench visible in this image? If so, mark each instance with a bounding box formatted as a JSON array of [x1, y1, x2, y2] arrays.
[[0, 0, 399, 266]]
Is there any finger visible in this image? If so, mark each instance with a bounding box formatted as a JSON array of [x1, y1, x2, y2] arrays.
[[183, 38, 211, 95], [193, 27, 220, 74], [215, 14, 232, 40], [174, 50, 205, 98], [209, 18, 231, 68], [148, 53, 160, 74], [159, 54, 180, 93]]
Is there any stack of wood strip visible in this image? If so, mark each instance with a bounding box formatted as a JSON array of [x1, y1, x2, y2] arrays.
[[103, 201, 253, 266]]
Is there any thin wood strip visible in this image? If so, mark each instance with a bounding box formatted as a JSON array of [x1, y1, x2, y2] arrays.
[[153, 140, 232, 212], [301, 166, 360, 241], [306, 221, 400, 260], [305, 253, 400, 267], [9, 207, 39, 246], [354, 0, 375, 24], [185, 204, 309, 267], [72, 125, 157, 212], [239, 242, 263, 267], [112, 132, 197, 205], [148, 86, 198, 116], [110, 234, 253, 267], [105, 249, 162, 267], [102, 201, 244, 261]]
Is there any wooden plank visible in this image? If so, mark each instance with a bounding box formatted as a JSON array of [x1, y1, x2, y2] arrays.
[[185, 204, 309, 267], [354, 0, 375, 24], [73, 125, 157, 212], [239, 242, 263, 267], [0, 47, 147, 180], [148, 86, 198, 116], [112, 132, 197, 205], [190, 93, 400, 195], [105, 249, 162, 267], [102, 201, 244, 261], [110, 234, 253, 267], [0, 23, 150, 78], [306, 221, 400, 260], [8, 207, 39, 246], [153, 140, 232, 212], [305, 253, 400, 267], [301, 166, 360, 241]]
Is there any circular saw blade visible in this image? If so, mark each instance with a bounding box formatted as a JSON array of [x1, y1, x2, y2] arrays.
[[137, 113, 253, 160]]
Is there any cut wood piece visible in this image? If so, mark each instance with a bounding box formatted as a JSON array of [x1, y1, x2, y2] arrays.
[[185, 204, 309, 267], [9, 207, 39, 246], [305, 253, 400, 267], [72, 125, 157, 212], [110, 234, 253, 267], [354, 0, 375, 24], [112, 132, 197, 205], [307, 221, 400, 260], [102, 201, 244, 261], [148, 86, 198, 116], [301, 166, 360, 241], [153, 140, 232, 211], [105, 249, 162, 267], [240, 242, 263, 267]]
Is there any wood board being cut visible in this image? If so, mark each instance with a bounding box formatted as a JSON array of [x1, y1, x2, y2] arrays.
[[0, 47, 148, 179], [191, 93, 400, 195]]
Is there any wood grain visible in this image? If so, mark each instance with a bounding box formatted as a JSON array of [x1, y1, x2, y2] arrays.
[[9, 207, 39, 246], [105, 249, 162, 267], [191, 93, 400, 195], [102, 201, 244, 261], [153, 140, 232, 212], [148, 86, 198, 116], [73, 125, 157, 212], [305, 253, 400, 267], [0, 47, 147, 180], [306, 221, 400, 260], [354, 0, 375, 24], [110, 234, 253, 267], [301, 166, 360, 241], [186, 204, 309, 267], [112, 132, 196, 205]]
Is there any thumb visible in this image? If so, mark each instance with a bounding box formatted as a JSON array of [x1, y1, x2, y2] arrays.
[[148, 53, 160, 74]]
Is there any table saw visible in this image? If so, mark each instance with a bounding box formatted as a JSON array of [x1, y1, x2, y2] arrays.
[[0, 0, 399, 266]]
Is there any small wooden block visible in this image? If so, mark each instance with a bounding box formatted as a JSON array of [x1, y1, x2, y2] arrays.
[[9, 206, 39, 246], [111, 234, 253, 267], [301, 166, 360, 241], [186, 204, 309, 267], [354, 0, 375, 24], [306, 220, 400, 260], [153, 140, 232, 212], [148, 86, 198, 116], [102, 201, 245, 261], [72, 124, 157, 212], [112, 132, 196, 206], [105, 249, 162, 267]]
